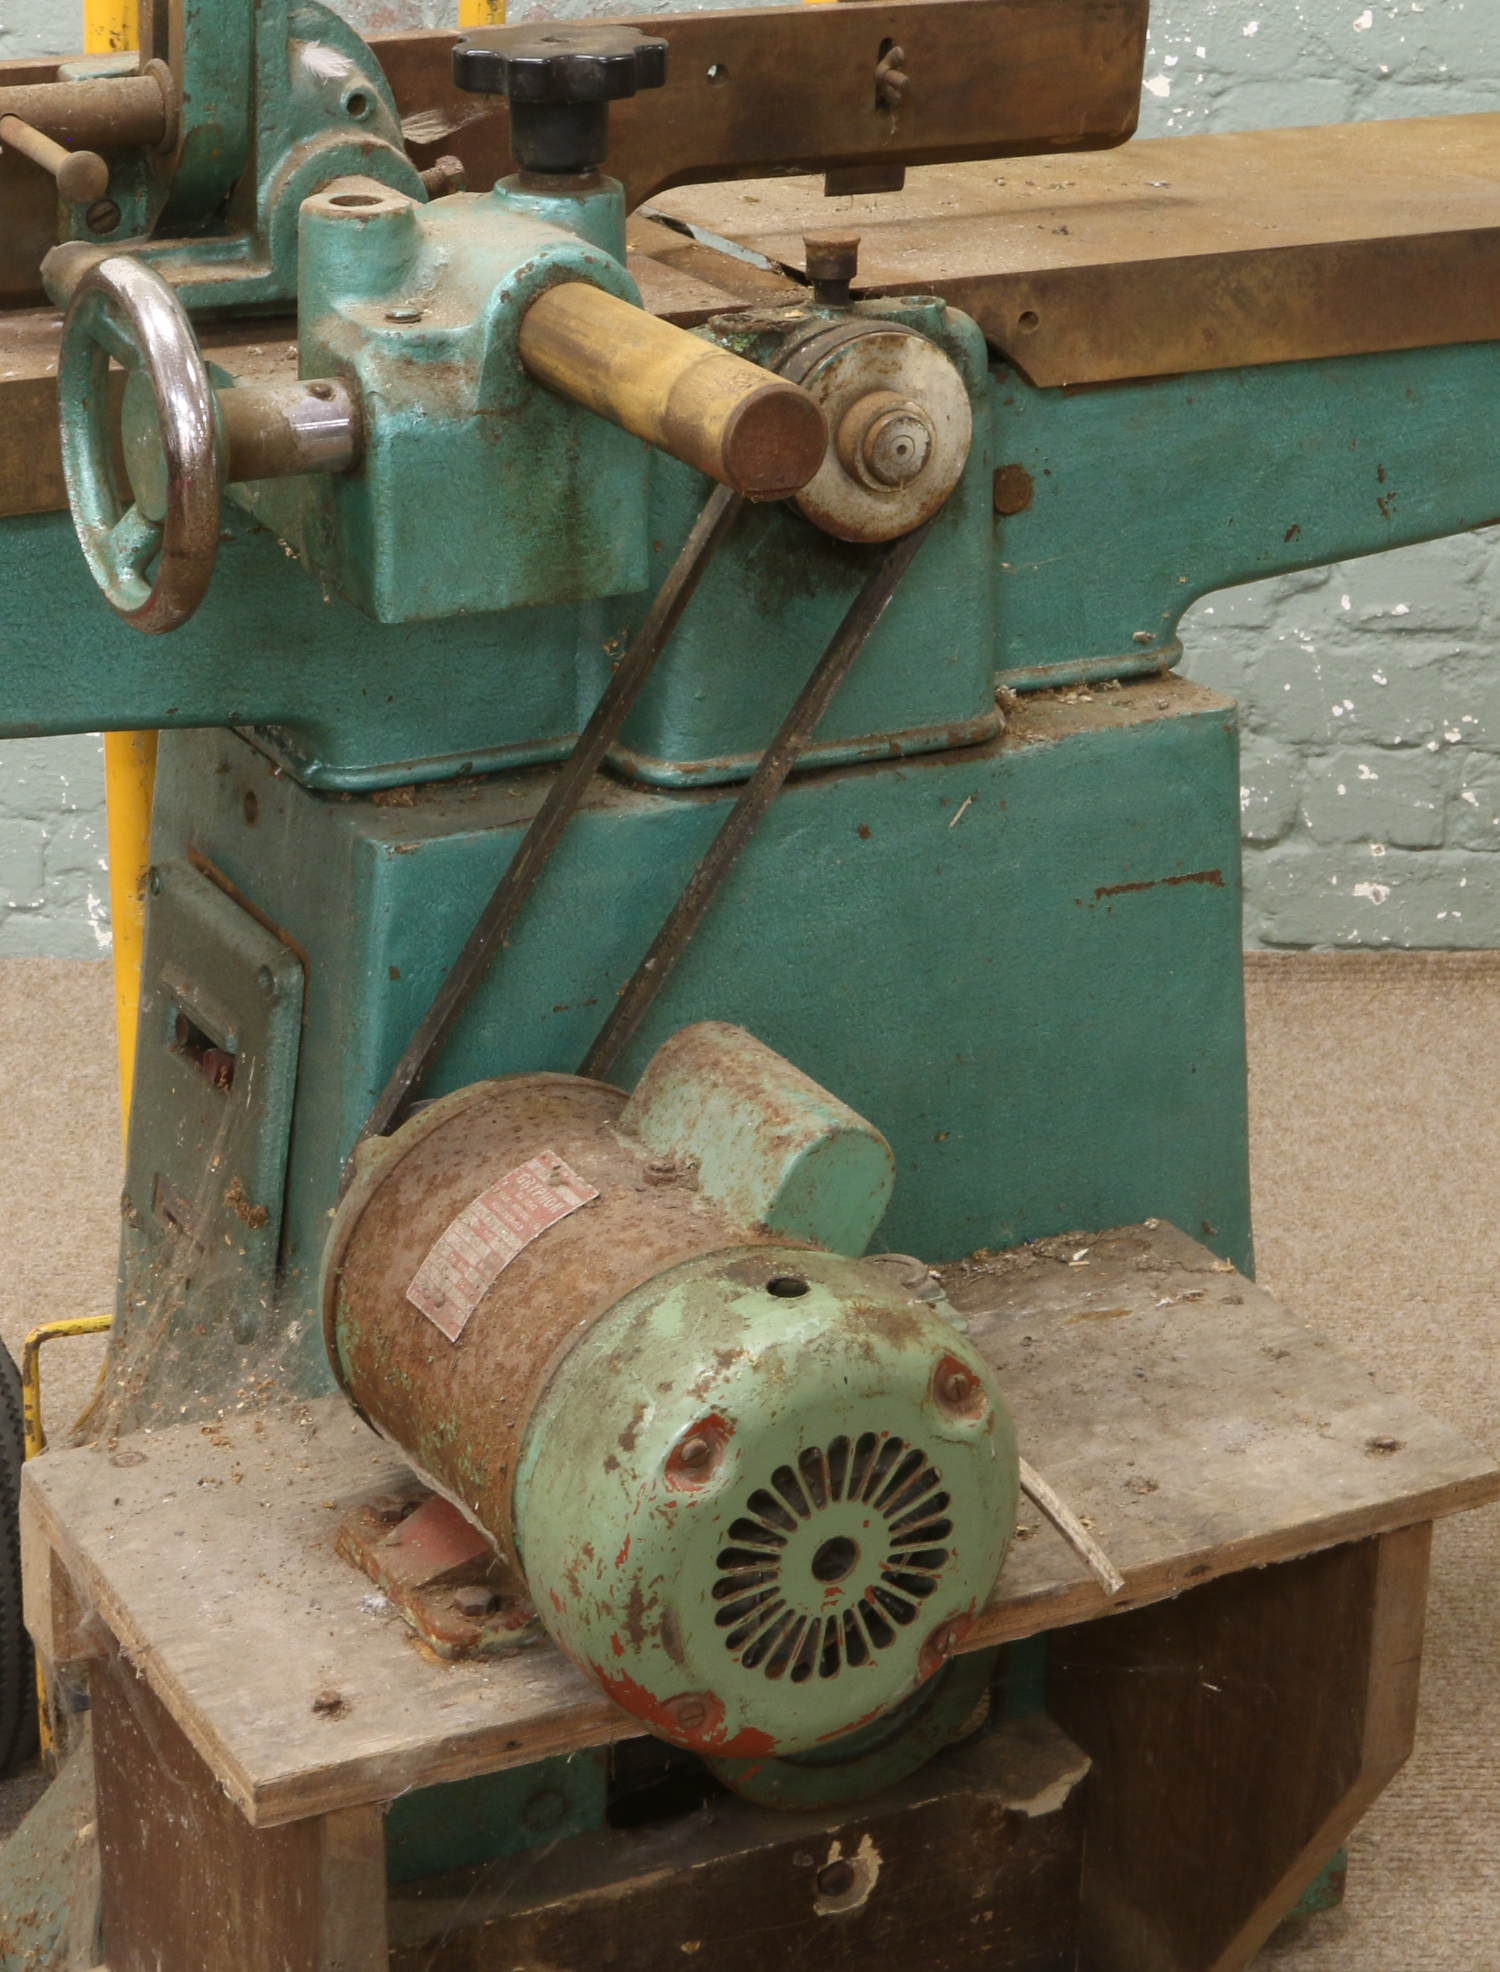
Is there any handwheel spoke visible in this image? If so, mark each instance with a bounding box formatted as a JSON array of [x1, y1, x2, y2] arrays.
[[109, 505, 162, 577]]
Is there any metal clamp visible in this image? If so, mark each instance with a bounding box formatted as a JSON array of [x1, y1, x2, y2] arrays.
[[57, 254, 224, 635]]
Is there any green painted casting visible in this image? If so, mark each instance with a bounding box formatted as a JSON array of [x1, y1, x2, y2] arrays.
[[513, 1247, 1015, 1758], [228, 181, 647, 623], [47, 1, 424, 311], [704, 1645, 1000, 1811], [992, 341, 1500, 690], [618, 1021, 895, 1256], [384, 1750, 607, 1885], [117, 690, 1247, 1405], [7, 340, 1500, 790]]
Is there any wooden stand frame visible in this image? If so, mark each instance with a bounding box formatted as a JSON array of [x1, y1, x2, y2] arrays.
[[20, 1225, 1497, 1971]]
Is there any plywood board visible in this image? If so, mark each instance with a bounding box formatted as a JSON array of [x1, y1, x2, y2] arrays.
[[23, 1221, 1499, 1827]]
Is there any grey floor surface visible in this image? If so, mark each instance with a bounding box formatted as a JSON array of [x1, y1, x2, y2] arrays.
[[1, 952, 1499, 1961]]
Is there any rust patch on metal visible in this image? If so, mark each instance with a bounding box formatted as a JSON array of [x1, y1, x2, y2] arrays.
[[1094, 867, 1224, 901], [993, 463, 1035, 515], [324, 1074, 756, 1569]]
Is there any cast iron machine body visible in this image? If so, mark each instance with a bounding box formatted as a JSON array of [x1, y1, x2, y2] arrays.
[[3, 0, 1500, 1966]]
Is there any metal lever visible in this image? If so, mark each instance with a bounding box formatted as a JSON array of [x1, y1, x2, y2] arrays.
[[0, 113, 109, 205]]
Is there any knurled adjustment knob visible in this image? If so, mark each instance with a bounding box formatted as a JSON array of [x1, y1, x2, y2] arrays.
[[453, 24, 668, 181]]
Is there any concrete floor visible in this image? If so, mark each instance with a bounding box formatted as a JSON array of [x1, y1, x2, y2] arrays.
[[2, 952, 1499, 1961]]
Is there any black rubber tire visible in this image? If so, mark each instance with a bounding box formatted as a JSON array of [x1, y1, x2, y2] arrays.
[[0, 1334, 38, 1774]]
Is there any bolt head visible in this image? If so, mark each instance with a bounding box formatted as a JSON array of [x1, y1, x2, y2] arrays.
[[678, 1435, 712, 1469], [861, 406, 932, 487]]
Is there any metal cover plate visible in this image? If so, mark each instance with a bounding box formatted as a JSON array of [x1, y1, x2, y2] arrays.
[[648, 113, 1500, 384]]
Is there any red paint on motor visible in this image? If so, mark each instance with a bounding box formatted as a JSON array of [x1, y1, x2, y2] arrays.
[[664, 1410, 734, 1489], [593, 1664, 777, 1757]]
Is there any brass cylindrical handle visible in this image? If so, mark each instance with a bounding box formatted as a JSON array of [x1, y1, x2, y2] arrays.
[[0, 113, 109, 204], [518, 282, 828, 500]]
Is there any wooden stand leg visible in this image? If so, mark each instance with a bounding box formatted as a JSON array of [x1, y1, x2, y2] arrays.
[[1047, 1523, 1431, 1972], [92, 1647, 388, 1972]]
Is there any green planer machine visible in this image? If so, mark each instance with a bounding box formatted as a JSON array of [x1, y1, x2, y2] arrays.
[[1, 2, 1500, 1967]]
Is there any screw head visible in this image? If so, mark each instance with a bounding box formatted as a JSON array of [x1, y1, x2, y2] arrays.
[[385, 307, 423, 324], [85, 198, 121, 235], [919, 1615, 971, 1677], [932, 1352, 988, 1419], [665, 1413, 730, 1487], [661, 1692, 717, 1737]]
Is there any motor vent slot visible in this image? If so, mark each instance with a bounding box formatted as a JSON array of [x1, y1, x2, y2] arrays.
[[714, 1433, 951, 1682]]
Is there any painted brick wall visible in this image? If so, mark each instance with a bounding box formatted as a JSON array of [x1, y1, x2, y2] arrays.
[[1136, 0, 1500, 946], [3, 1, 1496, 952]]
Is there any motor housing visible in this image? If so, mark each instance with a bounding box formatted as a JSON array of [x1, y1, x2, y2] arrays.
[[322, 1023, 1017, 1762]]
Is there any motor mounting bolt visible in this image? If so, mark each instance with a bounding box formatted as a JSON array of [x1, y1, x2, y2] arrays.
[[452, 1584, 497, 1617], [677, 1434, 712, 1470]]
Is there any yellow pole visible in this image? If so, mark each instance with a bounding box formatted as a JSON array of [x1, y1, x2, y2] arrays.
[[82, 0, 137, 54], [458, 0, 506, 22], [103, 731, 156, 1142], [83, 7, 153, 1145]]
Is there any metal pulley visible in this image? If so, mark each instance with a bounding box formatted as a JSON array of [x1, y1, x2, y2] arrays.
[[777, 236, 975, 545], [322, 1024, 1018, 1770]]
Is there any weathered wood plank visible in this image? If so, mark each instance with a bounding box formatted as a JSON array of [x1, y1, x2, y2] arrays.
[[388, 1713, 1088, 1972], [954, 1220, 1500, 1645], [22, 1221, 1496, 1827], [1047, 1523, 1430, 1972], [94, 1646, 389, 1972]]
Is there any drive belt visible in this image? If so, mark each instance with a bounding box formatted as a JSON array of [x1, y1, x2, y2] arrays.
[[347, 499, 932, 1184]]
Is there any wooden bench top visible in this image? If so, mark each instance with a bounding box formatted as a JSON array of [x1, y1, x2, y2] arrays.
[[648, 113, 1500, 385], [23, 1222, 1498, 1828]]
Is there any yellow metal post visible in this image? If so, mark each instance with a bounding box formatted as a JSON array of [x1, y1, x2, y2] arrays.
[[83, 0, 137, 54], [458, 0, 506, 22], [103, 730, 157, 1142], [83, 7, 155, 1146]]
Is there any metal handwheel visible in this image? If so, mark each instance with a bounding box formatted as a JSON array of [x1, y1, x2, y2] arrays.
[[57, 255, 222, 635]]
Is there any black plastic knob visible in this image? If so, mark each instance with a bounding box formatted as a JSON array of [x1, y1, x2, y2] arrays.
[[454, 24, 668, 178]]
